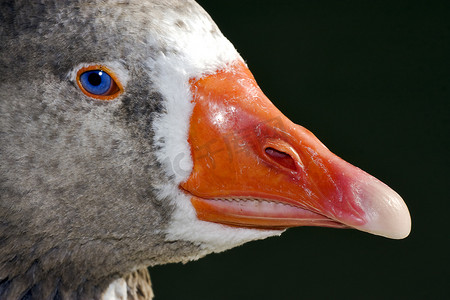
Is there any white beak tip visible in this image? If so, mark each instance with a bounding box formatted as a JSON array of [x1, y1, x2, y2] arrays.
[[355, 177, 411, 240]]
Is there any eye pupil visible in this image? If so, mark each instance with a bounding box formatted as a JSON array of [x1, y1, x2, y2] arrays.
[[87, 72, 102, 86]]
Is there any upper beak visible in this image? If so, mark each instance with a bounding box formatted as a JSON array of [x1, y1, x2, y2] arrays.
[[180, 61, 411, 239]]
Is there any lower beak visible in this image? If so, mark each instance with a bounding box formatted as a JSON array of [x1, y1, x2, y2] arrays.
[[181, 61, 411, 239]]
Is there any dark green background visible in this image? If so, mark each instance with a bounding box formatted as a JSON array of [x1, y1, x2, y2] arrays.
[[151, 1, 449, 299]]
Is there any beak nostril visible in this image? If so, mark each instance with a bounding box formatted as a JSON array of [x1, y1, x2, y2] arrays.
[[265, 147, 297, 171]]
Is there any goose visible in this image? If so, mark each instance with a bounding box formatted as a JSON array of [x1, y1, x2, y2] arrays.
[[0, 0, 411, 299]]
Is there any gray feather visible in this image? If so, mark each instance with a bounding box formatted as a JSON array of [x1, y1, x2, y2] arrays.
[[0, 0, 208, 299]]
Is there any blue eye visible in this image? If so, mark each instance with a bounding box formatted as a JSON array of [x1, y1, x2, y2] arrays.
[[80, 70, 113, 95], [76, 66, 122, 100]]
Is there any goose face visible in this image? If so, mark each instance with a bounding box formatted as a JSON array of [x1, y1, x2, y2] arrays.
[[0, 0, 410, 298], [1, 0, 238, 295]]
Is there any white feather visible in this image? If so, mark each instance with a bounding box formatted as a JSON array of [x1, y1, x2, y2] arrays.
[[148, 7, 283, 258]]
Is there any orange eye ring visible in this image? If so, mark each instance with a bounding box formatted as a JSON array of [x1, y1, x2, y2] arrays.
[[76, 65, 124, 100]]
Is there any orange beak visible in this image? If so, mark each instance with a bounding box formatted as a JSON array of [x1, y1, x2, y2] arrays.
[[181, 61, 411, 239]]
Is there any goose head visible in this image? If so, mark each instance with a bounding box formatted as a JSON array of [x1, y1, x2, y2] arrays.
[[0, 0, 411, 299]]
